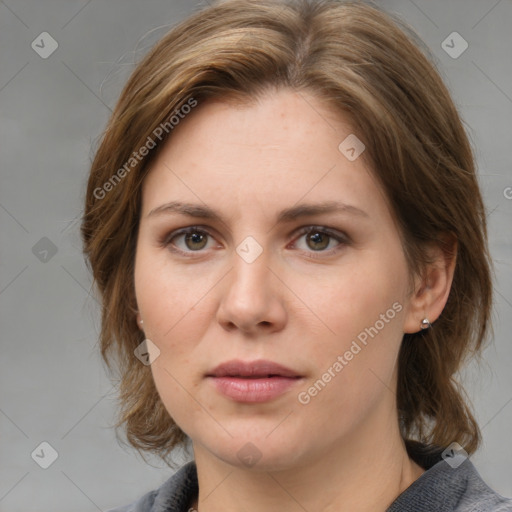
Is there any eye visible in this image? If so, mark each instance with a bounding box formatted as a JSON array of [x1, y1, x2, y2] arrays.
[[163, 227, 218, 254], [291, 226, 347, 254]]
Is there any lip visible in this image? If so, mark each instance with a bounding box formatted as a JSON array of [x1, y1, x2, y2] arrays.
[[206, 359, 304, 403], [207, 359, 302, 378]]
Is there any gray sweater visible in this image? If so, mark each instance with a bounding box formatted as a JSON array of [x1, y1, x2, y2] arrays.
[[108, 450, 512, 512]]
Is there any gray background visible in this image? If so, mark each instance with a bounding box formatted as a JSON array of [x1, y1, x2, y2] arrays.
[[0, 0, 511, 510]]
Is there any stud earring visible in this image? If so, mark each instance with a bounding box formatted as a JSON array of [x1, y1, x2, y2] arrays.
[[420, 318, 431, 330], [139, 319, 144, 325]]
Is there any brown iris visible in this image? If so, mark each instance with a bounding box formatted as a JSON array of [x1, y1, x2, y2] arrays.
[[306, 231, 330, 251], [185, 232, 208, 250]]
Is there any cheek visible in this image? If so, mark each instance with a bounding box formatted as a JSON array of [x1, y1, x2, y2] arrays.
[[134, 246, 218, 410], [291, 257, 408, 349], [134, 249, 208, 431], [134, 245, 214, 344], [293, 254, 408, 407]]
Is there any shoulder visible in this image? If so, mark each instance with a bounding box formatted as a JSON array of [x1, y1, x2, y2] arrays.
[[388, 447, 512, 512], [106, 461, 198, 512], [454, 461, 512, 512]]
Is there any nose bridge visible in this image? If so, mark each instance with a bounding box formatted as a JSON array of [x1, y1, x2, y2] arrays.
[[216, 239, 287, 333], [228, 244, 272, 306], [229, 231, 271, 291]]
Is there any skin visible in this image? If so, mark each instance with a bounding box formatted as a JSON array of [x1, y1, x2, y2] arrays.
[[134, 88, 456, 512]]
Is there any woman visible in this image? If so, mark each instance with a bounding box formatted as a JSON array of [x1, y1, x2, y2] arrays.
[[81, 0, 512, 510]]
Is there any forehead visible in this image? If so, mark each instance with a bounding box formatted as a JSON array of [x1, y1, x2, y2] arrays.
[[140, 89, 388, 223]]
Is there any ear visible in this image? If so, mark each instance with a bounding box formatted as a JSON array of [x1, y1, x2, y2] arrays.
[[403, 234, 457, 334]]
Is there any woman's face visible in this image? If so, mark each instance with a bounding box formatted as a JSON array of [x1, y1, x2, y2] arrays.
[[134, 89, 418, 470]]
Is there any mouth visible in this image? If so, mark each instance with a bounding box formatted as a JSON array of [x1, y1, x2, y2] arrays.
[[206, 359, 304, 403]]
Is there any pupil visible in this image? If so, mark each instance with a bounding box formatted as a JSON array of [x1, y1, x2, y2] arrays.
[[308, 232, 328, 250], [186, 232, 206, 250]]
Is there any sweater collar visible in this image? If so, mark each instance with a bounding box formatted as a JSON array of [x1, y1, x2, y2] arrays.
[[147, 449, 496, 512]]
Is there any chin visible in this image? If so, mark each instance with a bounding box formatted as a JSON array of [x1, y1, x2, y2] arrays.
[[202, 429, 310, 472]]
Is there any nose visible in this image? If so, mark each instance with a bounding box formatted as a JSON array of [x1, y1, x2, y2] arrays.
[[216, 252, 287, 336]]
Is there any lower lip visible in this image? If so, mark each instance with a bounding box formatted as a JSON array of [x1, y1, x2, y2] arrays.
[[207, 376, 302, 403]]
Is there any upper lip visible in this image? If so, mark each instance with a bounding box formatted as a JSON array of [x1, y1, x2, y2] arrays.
[[207, 359, 302, 378]]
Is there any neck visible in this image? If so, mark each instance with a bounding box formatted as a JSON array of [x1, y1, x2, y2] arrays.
[[190, 410, 425, 512]]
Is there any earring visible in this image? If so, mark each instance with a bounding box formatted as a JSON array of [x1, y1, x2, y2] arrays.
[[420, 318, 431, 330], [139, 319, 144, 325]]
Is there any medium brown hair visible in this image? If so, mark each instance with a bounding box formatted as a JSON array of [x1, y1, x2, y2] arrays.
[[81, 0, 492, 464]]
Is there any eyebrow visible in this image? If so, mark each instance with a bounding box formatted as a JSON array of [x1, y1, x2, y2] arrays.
[[147, 200, 369, 223]]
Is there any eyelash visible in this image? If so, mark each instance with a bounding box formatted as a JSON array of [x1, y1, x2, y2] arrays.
[[160, 225, 349, 260]]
